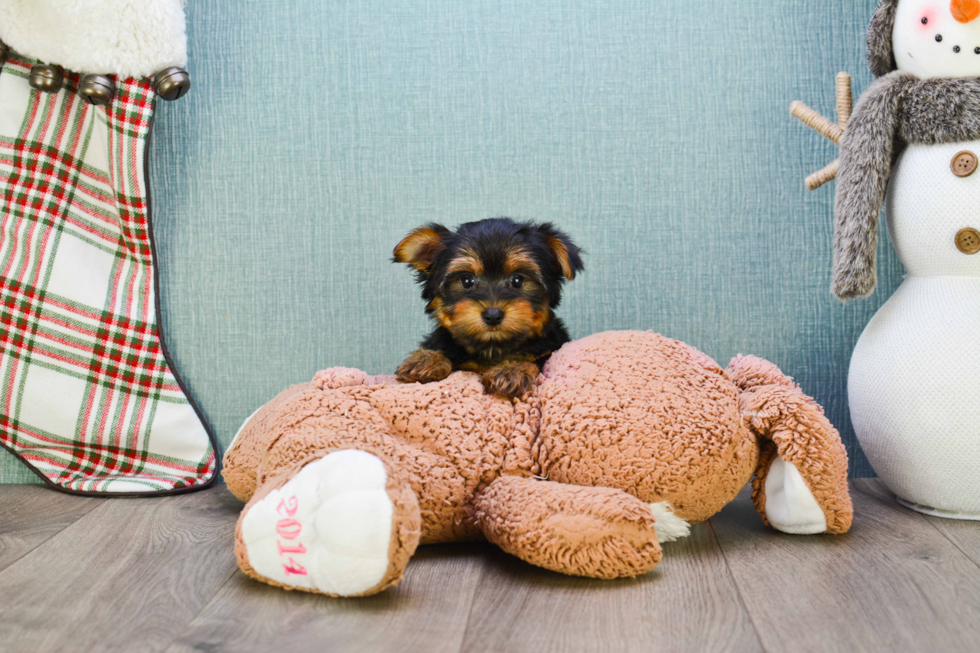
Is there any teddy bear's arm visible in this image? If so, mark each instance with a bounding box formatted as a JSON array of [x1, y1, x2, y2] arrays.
[[471, 476, 667, 579], [739, 384, 853, 535]]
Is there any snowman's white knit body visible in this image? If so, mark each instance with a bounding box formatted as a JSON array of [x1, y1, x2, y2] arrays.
[[847, 0, 980, 518], [850, 138, 980, 518]]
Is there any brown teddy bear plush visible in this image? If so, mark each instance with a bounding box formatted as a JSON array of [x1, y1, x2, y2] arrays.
[[223, 331, 852, 597]]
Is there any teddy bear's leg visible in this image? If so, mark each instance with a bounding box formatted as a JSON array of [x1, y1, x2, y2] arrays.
[[234, 448, 422, 597], [222, 368, 385, 503], [728, 355, 853, 535], [472, 476, 689, 579]]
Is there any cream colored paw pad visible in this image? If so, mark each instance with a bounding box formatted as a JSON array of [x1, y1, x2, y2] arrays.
[[764, 454, 828, 535], [241, 450, 393, 595]]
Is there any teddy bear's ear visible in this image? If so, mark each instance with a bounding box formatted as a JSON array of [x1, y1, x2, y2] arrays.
[[393, 224, 450, 272], [538, 224, 584, 281]]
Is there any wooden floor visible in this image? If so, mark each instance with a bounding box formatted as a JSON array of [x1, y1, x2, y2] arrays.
[[1, 480, 979, 653]]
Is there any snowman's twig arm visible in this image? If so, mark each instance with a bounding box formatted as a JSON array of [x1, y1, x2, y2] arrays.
[[832, 72, 908, 300], [837, 72, 853, 129], [791, 73, 851, 190], [808, 160, 840, 191], [791, 102, 843, 144]]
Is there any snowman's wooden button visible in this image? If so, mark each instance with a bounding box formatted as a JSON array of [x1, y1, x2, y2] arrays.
[[951, 151, 978, 177], [956, 228, 980, 255]]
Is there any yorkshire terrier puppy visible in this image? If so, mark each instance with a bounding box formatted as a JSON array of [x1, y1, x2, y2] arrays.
[[394, 218, 584, 399]]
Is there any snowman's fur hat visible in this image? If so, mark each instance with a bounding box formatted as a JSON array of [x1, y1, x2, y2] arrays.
[[868, 0, 900, 77]]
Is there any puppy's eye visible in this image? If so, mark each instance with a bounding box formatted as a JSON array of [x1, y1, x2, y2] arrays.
[[460, 274, 476, 290], [509, 274, 525, 289]]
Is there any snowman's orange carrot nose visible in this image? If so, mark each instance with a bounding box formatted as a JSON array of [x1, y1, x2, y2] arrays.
[[952, 0, 980, 23]]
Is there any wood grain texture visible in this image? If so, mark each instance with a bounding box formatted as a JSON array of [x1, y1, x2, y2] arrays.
[[5, 482, 980, 652], [166, 543, 488, 653], [0, 486, 241, 652], [711, 482, 980, 653], [0, 485, 102, 572], [854, 478, 980, 570], [459, 523, 762, 653]]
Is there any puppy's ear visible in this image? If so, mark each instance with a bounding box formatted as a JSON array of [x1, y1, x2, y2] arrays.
[[393, 224, 450, 272], [538, 224, 584, 281]]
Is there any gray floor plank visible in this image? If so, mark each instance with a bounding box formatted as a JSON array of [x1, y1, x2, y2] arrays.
[[0, 485, 102, 572], [458, 521, 763, 653], [854, 478, 980, 571], [710, 482, 980, 653], [165, 543, 488, 653], [0, 485, 241, 653]]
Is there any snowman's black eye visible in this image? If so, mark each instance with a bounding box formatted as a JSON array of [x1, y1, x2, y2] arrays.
[[955, 45, 962, 53], [937, 34, 944, 42], [922, 16, 928, 24], [975, 47, 980, 54]]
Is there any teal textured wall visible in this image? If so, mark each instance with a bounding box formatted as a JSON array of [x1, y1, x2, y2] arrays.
[[0, 0, 898, 482]]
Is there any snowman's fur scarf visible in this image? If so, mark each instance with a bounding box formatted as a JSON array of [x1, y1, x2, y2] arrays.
[[835, 71, 980, 299], [0, 0, 187, 79]]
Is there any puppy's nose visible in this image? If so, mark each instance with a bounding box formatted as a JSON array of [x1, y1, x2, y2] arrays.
[[482, 307, 505, 326]]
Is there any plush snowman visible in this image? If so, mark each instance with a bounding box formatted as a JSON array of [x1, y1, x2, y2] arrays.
[[799, 0, 980, 518]]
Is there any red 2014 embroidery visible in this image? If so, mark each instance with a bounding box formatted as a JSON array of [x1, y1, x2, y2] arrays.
[[276, 519, 302, 539], [276, 494, 308, 576], [277, 496, 298, 516]]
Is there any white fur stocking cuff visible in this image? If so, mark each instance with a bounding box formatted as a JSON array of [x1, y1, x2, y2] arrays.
[[0, 0, 187, 78]]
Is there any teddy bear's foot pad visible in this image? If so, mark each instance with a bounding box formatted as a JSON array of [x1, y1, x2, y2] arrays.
[[240, 450, 395, 596], [764, 454, 828, 534]]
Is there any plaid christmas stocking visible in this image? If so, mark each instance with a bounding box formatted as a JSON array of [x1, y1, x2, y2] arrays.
[[0, 51, 217, 494]]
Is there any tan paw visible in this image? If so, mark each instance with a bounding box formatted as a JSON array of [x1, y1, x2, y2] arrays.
[[396, 349, 453, 384], [481, 361, 538, 399]]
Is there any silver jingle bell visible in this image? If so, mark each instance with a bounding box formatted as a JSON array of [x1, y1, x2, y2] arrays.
[[29, 64, 64, 93], [152, 67, 191, 101], [79, 74, 116, 106]]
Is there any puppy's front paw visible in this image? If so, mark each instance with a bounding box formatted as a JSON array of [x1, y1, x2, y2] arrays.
[[396, 349, 453, 384], [481, 361, 539, 400]]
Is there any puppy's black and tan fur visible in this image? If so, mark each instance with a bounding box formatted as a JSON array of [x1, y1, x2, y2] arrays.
[[394, 218, 583, 399]]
